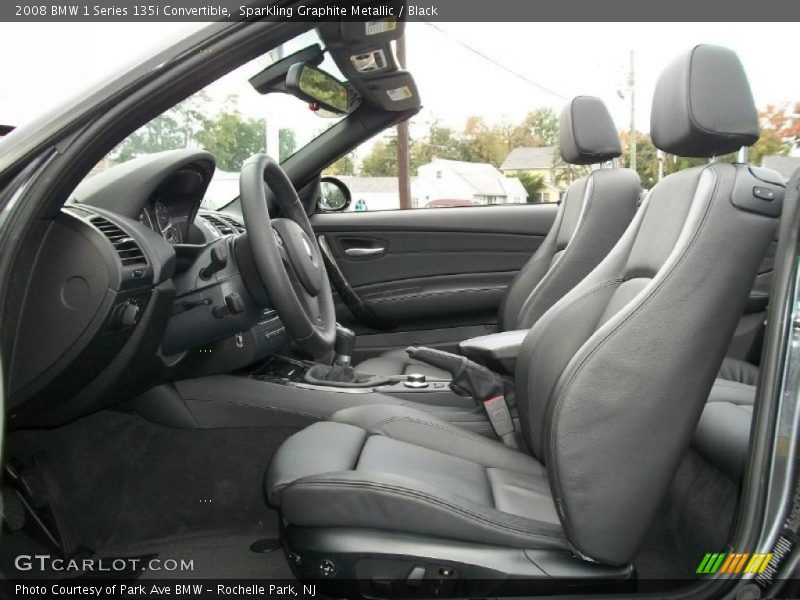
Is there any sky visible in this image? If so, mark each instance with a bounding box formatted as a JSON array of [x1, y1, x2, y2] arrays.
[[0, 21, 796, 153]]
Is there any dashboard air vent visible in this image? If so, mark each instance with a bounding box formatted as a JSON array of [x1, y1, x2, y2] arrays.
[[220, 214, 245, 233], [202, 213, 245, 235], [89, 216, 147, 266]]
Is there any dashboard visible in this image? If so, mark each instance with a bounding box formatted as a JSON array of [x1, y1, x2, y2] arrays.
[[7, 149, 285, 428]]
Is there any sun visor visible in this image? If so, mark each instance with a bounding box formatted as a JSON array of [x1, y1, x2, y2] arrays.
[[364, 71, 420, 112]]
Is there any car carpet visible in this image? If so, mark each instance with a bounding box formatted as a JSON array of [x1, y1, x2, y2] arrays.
[[4, 410, 301, 579], [633, 448, 740, 586], [4, 411, 741, 583]]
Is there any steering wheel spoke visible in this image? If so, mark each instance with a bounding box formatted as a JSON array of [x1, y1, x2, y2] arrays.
[[239, 155, 336, 358]]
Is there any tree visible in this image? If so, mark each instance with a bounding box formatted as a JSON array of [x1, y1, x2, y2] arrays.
[[115, 113, 188, 162], [409, 120, 469, 171], [279, 129, 297, 162], [196, 107, 265, 172], [551, 146, 589, 186], [517, 172, 546, 202], [114, 92, 210, 161], [360, 138, 398, 176], [461, 116, 523, 166], [620, 131, 660, 189], [750, 103, 798, 166], [325, 152, 357, 176], [523, 107, 559, 147], [459, 109, 559, 168]]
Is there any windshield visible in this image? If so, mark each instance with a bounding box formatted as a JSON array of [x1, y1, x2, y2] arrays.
[[88, 29, 345, 211]]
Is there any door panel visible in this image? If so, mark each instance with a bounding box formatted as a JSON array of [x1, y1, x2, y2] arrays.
[[311, 204, 558, 357]]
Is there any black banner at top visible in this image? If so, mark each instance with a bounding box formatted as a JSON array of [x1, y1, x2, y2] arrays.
[[3, 0, 799, 22]]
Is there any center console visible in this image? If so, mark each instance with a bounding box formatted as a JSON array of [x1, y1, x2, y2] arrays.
[[128, 329, 518, 436], [246, 354, 471, 407]]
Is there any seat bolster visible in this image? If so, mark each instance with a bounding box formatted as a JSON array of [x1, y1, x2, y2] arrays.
[[707, 376, 757, 405], [332, 405, 545, 476], [281, 470, 567, 549], [265, 421, 366, 506], [717, 357, 760, 386], [693, 378, 755, 482], [692, 401, 753, 482]]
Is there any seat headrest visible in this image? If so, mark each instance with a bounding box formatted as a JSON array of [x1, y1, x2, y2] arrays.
[[559, 96, 622, 165], [650, 45, 759, 157]]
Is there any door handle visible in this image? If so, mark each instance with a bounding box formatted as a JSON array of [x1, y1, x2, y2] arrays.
[[344, 247, 385, 257], [317, 236, 395, 331]]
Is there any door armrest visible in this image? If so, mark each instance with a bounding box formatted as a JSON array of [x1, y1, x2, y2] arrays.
[[458, 330, 529, 374]]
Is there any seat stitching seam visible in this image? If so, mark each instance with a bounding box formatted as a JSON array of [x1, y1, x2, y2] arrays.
[[371, 415, 521, 455]]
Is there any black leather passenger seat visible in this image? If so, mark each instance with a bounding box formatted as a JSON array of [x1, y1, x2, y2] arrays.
[[357, 96, 641, 379], [692, 357, 759, 481], [263, 45, 787, 594]]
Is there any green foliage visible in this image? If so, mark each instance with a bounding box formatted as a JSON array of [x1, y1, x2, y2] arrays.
[[524, 107, 559, 147], [279, 129, 297, 162], [196, 109, 266, 171], [115, 92, 209, 161], [410, 120, 470, 170], [115, 114, 187, 162], [517, 172, 546, 202], [360, 137, 399, 176], [325, 152, 357, 176], [749, 131, 790, 166], [358, 108, 562, 177], [620, 131, 660, 189], [112, 92, 299, 172]]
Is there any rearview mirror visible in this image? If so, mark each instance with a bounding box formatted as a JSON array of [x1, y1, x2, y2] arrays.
[[286, 63, 354, 116]]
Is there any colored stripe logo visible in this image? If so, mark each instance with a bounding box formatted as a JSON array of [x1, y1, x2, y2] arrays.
[[696, 552, 773, 574]]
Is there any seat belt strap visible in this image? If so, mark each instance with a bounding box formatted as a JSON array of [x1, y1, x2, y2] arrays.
[[483, 395, 518, 448]]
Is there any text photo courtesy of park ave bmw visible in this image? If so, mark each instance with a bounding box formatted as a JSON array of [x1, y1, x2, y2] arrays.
[[1, 1, 800, 599]]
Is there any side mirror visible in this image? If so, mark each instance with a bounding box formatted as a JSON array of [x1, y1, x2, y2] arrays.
[[286, 63, 355, 116], [318, 177, 351, 212]]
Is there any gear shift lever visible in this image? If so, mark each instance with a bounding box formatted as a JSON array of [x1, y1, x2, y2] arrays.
[[303, 324, 391, 387], [333, 325, 356, 368]]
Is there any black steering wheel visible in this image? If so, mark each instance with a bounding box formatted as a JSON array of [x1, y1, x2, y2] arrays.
[[239, 154, 336, 358]]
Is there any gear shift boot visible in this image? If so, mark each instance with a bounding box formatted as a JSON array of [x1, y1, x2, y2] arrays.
[[304, 364, 391, 388], [302, 325, 391, 387]]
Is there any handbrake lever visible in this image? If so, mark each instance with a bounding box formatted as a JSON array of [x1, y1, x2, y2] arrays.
[[406, 346, 517, 447]]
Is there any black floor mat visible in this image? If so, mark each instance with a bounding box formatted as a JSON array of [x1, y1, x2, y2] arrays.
[[3, 410, 300, 579]]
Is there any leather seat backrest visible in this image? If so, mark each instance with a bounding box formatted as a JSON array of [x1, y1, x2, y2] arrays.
[[499, 96, 640, 331], [515, 45, 786, 566]]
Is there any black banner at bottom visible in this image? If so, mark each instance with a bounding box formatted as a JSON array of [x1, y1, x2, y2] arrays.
[[1, 577, 752, 599]]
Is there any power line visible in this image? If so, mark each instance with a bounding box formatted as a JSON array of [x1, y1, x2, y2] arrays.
[[423, 22, 569, 101]]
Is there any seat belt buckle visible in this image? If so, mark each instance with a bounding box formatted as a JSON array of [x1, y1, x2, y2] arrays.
[[482, 395, 515, 438]]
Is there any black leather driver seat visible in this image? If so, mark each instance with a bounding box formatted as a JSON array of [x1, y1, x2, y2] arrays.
[[357, 96, 641, 379], [266, 46, 785, 595]]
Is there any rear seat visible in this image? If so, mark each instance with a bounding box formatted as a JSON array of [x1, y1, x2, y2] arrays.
[[692, 357, 758, 481]]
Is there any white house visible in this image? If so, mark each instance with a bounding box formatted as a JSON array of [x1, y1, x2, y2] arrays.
[[416, 159, 527, 207], [337, 159, 528, 211]]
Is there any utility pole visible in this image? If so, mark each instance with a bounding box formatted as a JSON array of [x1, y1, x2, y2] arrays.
[[395, 35, 412, 209], [628, 50, 636, 174]]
